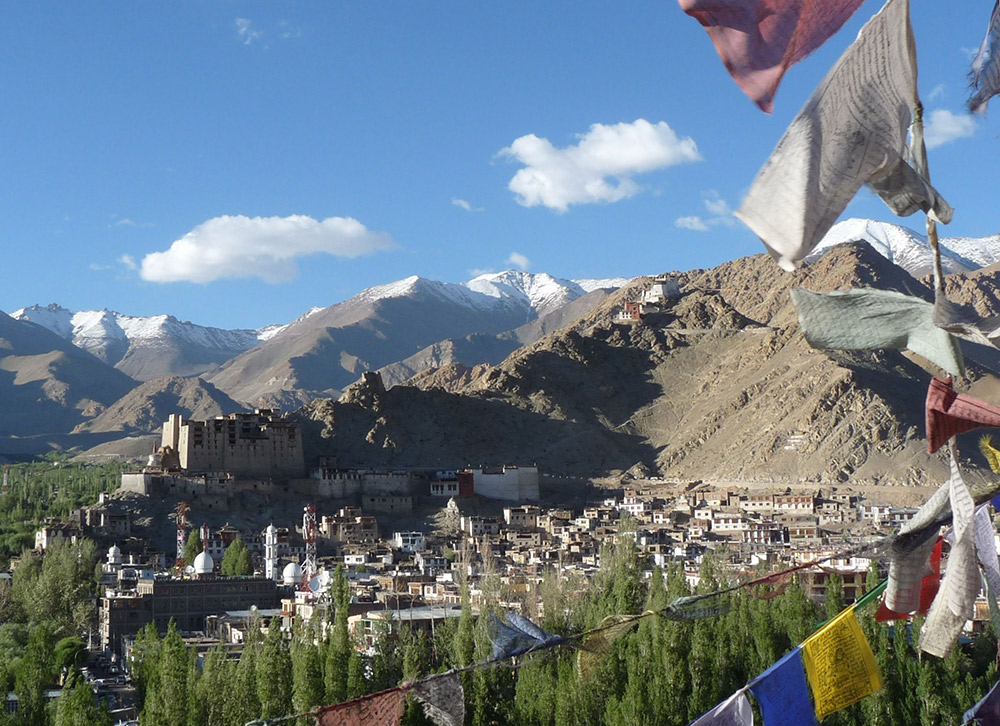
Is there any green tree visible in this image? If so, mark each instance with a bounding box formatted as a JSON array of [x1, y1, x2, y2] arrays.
[[141, 620, 191, 726], [257, 619, 293, 719], [824, 573, 844, 620], [52, 636, 86, 675], [54, 670, 111, 726], [226, 621, 262, 725], [193, 643, 230, 726], [130, 623, 161, 712], [183, 530, 202, 567], [11, 539, 99, 635], [291, 636, 324, 724], [324, 565, 351, 703], [220, 539, 253, 576], [14, 623, 55, 726]]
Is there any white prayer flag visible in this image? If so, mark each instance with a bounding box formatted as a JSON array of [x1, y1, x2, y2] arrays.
[[736, 0, 952, 271], [688, 690, 754, 726], [920, 450, 978, 657]]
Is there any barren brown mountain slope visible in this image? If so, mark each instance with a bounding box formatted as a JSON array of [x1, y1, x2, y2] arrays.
[[72, 376, 248, 435], [297, 242, 1000, 485]]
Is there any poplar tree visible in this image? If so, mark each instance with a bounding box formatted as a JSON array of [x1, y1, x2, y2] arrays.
[[142, 620, 190, 726], [226, 622, 262, 725], [53, 670, 111, 726], [258, 619, 293, 719], [324, 565, 351, 703], [183, 531, 202, 567], [291, 636, 324, 725], [221, 540, 252, 576], [194, 643, 231, 726], [13, 623, 54, 726]]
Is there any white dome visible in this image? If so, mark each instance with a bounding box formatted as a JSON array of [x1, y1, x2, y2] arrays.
[[194, 551, 214, 575], [107, 545, 122, 565], [282, 562, 302, 586]]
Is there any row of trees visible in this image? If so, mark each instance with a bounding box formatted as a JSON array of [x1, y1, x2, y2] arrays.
[[182, 531, 253, 576], [126, 538, 1000, 726], [0, 539, 110, 726], [0, 455, 123, 565]]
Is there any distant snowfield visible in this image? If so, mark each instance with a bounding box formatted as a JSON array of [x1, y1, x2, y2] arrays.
[[809, 218, 1000, 277]]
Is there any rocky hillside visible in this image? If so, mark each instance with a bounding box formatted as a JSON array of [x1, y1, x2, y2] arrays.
[[205, 274, 624, 407], [298, 243, 1000, 485], [72, 376, 248, 435]]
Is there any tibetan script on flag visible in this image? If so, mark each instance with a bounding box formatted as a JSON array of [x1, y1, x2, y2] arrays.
[[801, 606, 882, 719], [735, 0, 951, 271]]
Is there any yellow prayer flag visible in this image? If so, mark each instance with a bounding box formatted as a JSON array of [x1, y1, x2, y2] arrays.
[[801, 606, 882, 720], [980, 435, 1000, 474]]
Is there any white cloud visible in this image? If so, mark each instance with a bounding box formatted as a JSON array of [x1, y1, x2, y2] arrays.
[[89, 263, 110, 271], [110, 216, 153, 229], [277, 20, 302, 40], [235, 18, 262, 45], [118, 254, 137, 270], [139, 214, 394, 284], [675, 191, 738, 232], [506, 252, 531, 271], [674, 216, 710, 232], [925, 109, 976, 149], [499, 119, 701, 212], [452, 198, 483, 213], [468, 267, 494, 277], [702, 191, 732, 217], [928, 84, 947, 102]]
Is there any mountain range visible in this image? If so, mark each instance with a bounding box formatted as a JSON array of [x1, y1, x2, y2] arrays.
[[7, 217, 1000, 485], [1, 271, 626, 446]]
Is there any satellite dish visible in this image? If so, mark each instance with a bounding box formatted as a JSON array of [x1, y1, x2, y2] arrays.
[[184, 565, 195, 575], [308, 571, 331, 593]]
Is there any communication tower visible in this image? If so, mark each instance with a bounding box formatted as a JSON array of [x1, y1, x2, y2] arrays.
[[175, 502, 189, 571]]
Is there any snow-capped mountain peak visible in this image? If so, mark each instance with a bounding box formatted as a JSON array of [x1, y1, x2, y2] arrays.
[[810, 218, 1000, 277]]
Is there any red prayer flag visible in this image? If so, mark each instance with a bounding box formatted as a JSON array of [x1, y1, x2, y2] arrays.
[[926, 377, 1000, 453], [677, 0, 866, 112], [315, 687, 409, 726]]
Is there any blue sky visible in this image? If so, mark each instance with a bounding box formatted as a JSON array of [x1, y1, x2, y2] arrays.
[[2, 1, 998, 330]]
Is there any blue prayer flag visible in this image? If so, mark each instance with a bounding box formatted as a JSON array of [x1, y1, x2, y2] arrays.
[[966, 678, 1000, 724], [748, 647, 818, 726]]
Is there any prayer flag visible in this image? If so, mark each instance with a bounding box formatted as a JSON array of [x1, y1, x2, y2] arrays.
[[412, 673, 465, 726], [975, 505, 1000, 599], [735, 0, 952, 271], [801, 605, 882, 719], [790, 288, 964, 378], [748, 647, 817, 726], [926, 377, 1000, 454], [578, 614, 640, 680], [965, 678, 1000, 724], [980, 435, 1000, 474], [933, 296, 1000, 350], [664, 594, 730, 621], [677, 0, 865, 112], [878, 537, 943, 622], [880, 474, 950, 618], [920, 449, 978, 658], [489, 612, 565, 661], [969, 1, 1000, 115], [688, 690, 754, 726], [315, 687, 408, 726]]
